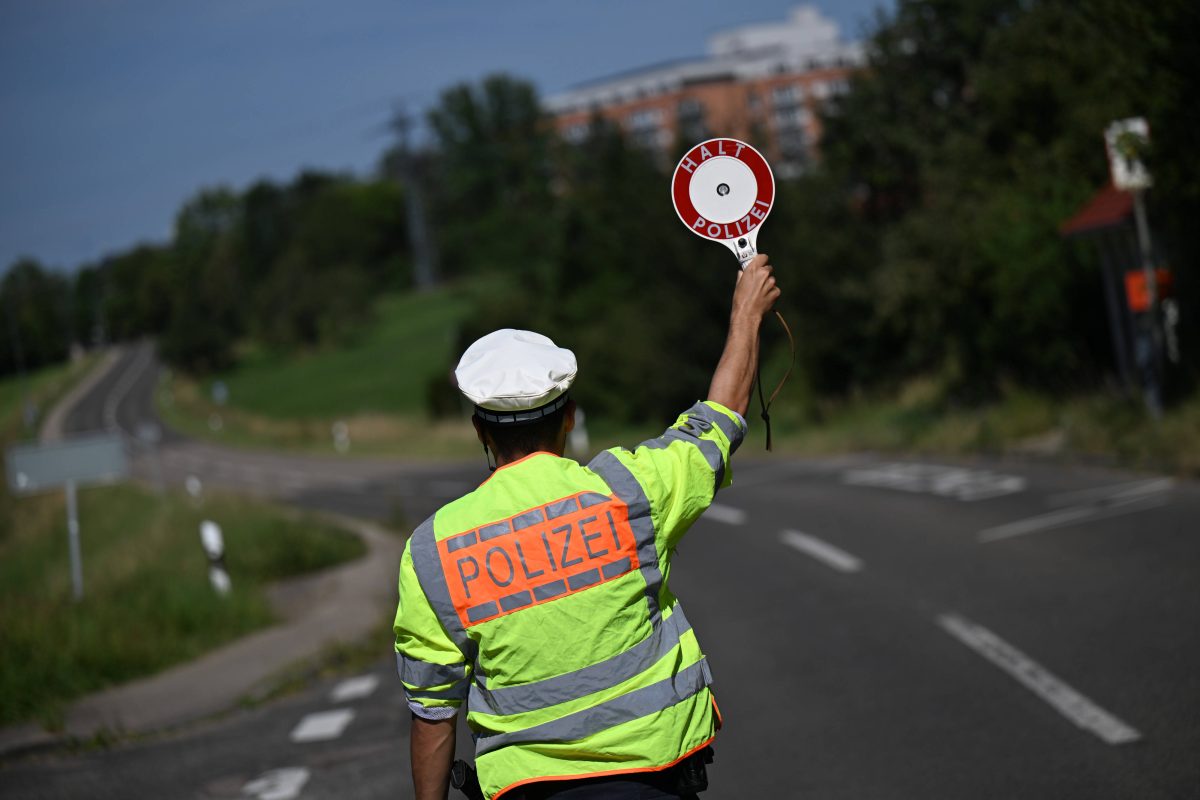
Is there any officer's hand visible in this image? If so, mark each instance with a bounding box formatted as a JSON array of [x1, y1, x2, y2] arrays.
[[732, 254, 780, 324]]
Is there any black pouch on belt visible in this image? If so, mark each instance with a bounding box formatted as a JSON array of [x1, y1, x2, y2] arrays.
[[675, 746, 714, 794]]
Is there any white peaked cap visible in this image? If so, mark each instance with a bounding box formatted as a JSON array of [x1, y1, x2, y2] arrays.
[[455, 329, 577, 421]]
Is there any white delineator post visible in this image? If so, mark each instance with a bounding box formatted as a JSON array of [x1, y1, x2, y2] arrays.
[[66, 480, 83, 601], [200, 519, 231, 595]]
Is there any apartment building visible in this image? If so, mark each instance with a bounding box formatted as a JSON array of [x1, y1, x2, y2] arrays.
[[545, 5, 864, 176]]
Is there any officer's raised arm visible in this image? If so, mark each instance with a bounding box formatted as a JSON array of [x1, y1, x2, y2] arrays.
[[707, 253, 780, 417]]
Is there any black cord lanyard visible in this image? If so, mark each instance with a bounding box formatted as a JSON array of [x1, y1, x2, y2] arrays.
[[755, 310, 796, 451]]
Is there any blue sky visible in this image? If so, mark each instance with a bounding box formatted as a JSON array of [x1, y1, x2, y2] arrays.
[[0, 1, 891, 272]]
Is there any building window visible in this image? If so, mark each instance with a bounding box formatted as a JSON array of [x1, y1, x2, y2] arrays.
[[627, 108, 663, 129], [771, 83, 800, 106], [773, 106, 811, 128], [777, 124, 810, 170], [625, 108, 666, 151], [676, 97, 708, 144]]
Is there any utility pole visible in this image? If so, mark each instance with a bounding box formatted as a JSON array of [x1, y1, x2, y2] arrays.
[[390, 108, 438, 292], [1130, 188, 1163, 417]]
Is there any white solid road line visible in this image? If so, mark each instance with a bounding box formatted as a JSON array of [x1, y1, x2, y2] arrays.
[[978, 492, 1169, 543], [243, 767, 311, 800], [704, 503, 746, 525], [780, 530, 863, 573], [290, 708, 356, 743], [330, 674, 380, 703], [938, 613, 1141, 745], [1048, 477, 1174, 507]]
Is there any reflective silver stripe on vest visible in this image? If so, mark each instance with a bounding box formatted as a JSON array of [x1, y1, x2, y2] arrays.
[[685, 402, 745, 454], [406, 684, 468, 702], [468, 606, 693, 717], [474, 656, 713, 757], [586, 451, 662, 624], [396, 651, 467, 688], [407, 514, 474, 657]]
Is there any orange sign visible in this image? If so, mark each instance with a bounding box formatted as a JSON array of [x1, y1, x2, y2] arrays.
[[438, 491, 640, 627], [1125, 269, 1173, 313]]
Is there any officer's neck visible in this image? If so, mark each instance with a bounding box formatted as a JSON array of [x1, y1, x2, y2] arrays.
[[492, 446, 565, 469]]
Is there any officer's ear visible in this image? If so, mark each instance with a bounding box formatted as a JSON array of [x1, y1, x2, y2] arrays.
[[471, 415, 488, 446], [563, 399, 577, 435]]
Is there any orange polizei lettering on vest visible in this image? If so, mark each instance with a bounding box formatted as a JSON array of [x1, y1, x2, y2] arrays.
[[438, 491, 640, 627]]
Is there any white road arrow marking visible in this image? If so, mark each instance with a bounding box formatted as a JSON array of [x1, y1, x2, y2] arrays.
[[243, 767, 310, 800], [843, 462, 1026, 501], [330, 674, 380, 703], [290, 708, 355, 742]]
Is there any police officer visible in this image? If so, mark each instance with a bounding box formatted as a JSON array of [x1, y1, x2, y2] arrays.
[[395, 255, 780, 799]]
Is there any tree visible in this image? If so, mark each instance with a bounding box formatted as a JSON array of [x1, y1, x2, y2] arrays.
[[158, 188, 243, 372], [812, 0, 1190, 396], [0, 259, 70, 377], [424, 74, 555, 284], [100, 245, 174, 341]]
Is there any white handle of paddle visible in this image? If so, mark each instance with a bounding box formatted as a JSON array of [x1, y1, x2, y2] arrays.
[[726, 228, 759, 269]]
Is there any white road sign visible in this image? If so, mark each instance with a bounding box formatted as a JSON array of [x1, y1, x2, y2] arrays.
[[1104, 117, 1152, 191]]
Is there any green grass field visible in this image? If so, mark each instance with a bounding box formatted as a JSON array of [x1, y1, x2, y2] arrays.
[[0, 483, 365, 728], [201, 289, 470, 418], [0, 361, 367, 728], [159, 288, 481, 456]]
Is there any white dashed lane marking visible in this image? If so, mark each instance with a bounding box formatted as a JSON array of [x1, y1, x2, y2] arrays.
[[243, 767, 311, 799], [290, 709, 356, 743], [780, 530, 863, 573], [703, 503, 746, 525], [938, 613, 1141, 745], [330, 674, 380, 703]]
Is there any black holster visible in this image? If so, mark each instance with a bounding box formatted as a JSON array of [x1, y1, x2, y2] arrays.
[[451, 759, 484, 800], [675, 745, 714, 795]]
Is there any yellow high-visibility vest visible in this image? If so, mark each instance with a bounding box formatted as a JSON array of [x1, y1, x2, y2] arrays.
[[394, 401, 745, 799]]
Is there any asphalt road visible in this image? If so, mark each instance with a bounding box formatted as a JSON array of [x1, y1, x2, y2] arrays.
[[4, 343, 1198, 798]]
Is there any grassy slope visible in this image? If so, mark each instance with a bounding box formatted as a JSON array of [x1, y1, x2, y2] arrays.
[[772, 379, 1200, 476], [0, 354, 100, 444], [160, 288, 480, 456], [156, 287, 1200, 475], [206, 289, 469, 417], [0, 361, 366, 728]]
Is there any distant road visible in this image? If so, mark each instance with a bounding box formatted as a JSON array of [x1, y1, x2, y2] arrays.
[[61, 341, 474, 522], [5, 342, 1197, 799]]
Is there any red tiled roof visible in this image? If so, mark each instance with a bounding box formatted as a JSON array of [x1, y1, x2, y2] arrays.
[[1059, 182, 1133, 237]]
